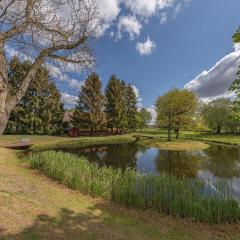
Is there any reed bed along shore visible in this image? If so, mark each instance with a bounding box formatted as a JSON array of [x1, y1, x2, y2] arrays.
[[26, 151, 240, 224]]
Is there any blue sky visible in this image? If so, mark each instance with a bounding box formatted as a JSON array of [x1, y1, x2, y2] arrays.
[[19, 0, 240, 111]]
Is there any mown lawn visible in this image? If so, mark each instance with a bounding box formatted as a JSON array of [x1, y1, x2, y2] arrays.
[[135, 128, 240, 146], [0, 135, 240, 239]]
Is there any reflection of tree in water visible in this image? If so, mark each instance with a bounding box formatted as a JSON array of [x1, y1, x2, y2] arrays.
[[202, 145, 240, 178], [59, 143, 143, 169], [155, 150, 204, 178]]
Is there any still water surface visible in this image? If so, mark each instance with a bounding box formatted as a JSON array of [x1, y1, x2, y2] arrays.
[[57, 142, 240, 198]]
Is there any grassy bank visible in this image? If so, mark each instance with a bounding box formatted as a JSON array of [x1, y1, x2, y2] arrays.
[[31, 134, 136, 151], [135, 129, 240, 147], [1, 135, 240, 239], [26, 150, 240, 224]]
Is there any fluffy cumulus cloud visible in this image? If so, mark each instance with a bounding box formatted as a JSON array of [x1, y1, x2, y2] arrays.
[[185, 46, 240, 101], [136, 37, 156, 55], [96, 0, 190, 39], [117, 15, 142, 40], [96, 0, 120, 23]]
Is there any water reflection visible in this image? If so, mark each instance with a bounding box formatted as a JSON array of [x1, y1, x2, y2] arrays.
[[57, 142, 240, 196], [154, 150, 204, 178], [201, 145, 240, 178], [58, 143, 143, 169]]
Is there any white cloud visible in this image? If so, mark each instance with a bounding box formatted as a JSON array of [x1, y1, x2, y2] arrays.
[[96, 0, 120, 23], [124, 0, 157, 17], [185, 46, 240, 101], [123, 0, 175, 17], [5, 45, 33, 62], [147, 105, 157, 125], [160, 12, 168, 24], [132, 85, 143, 108], [136, 37, 156, 55], [234, 43, 240, 52], [61, 92, 78, 106], [95, 0, 189, 39], [47, 64, 84, 90], [118, 15, 142, 40]]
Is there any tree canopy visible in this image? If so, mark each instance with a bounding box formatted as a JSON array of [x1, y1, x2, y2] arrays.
[[137, 108, 152, 128], [0, 0, 101, 134], [155, 89, 198, 140], [71, 72, 106, 134], [5, 57, 64, 134], [202, 98, 233, 134]]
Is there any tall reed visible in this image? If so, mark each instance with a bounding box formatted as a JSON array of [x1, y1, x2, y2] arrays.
[[26, 151, 240, 224]]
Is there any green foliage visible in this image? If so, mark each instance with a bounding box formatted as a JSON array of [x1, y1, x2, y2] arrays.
[[202, 98, 233, 134], [155, 89, 198, 140], [137, 108, 152, 128], [124, 84, 138, 130], [229, 65, 240, 122], [232, 27, 240, 43], [71, 73, 106, 133], [105, 75, 127, 133], [26, 150, 240, 224], [5, 57, 64, 135]]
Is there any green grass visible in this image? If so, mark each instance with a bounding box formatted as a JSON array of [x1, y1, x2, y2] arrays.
[[26, 150, 240, 224], [135, 129, 240, 146]]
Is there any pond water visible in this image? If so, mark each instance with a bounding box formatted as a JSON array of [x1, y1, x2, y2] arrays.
[[56, 142, 240, 198]]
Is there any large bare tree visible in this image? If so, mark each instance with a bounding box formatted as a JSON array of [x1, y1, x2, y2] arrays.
[[0, 0, 101, 134]]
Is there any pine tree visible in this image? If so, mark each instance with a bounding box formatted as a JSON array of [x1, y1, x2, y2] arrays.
[[71, 72, 106, 134], [5, 57, 64, 135], [105, 75, 127, 133], [124, 84, 138, 130]]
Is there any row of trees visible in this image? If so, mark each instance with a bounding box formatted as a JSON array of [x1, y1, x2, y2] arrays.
[[71, 73, 152, 134], [5, 58, 64, 135], [155, 89, 240, 141]]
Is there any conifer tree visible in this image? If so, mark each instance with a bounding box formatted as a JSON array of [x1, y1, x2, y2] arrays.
[[105, 75, 127, 133], [71, 73, 106, 134], [5, 57, 64, 135], [124, 84, 138, 130]]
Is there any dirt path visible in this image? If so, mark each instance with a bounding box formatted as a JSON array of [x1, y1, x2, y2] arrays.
[[0, 147, 239, 240]]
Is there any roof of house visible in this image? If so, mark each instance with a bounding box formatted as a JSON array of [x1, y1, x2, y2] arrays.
[[63, 112, 73, 122]]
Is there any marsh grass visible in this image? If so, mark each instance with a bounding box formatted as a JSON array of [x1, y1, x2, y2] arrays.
[[26, 151, 240, 224]]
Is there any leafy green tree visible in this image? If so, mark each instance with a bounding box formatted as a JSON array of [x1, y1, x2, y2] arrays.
[[124, 84, 138, 130], [155, 89, 198, 141], [105, 75, 127, 133], [5, 57, 64, 135], [137, 108, 152, 128], [71, 73, 106, 134], [226, 28, 240, 132], [233, 27, 240, 43], [202, 98, 233, 134]]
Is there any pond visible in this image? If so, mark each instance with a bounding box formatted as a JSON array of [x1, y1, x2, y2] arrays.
[[56, 142, 240, 198]]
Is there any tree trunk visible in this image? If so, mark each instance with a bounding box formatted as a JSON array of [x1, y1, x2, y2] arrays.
[[167, 115, 172, 142], [216, 124, 222, 134], [176, 128, 180, 139], [0, 111, 10, 135]]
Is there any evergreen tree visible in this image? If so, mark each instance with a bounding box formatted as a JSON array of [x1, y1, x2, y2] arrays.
[[124, 84, 138, 130], [105, 75, 127, 133], [71, 73, 106, 134], [5, 57, 64, 135]]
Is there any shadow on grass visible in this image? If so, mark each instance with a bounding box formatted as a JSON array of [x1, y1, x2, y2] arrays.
[[0, 207, 117, 240]]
